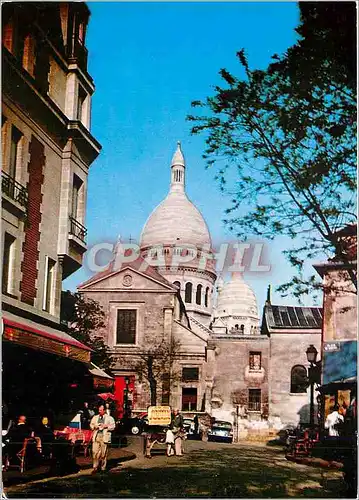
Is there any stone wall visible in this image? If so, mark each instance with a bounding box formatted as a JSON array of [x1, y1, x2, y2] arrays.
[[80, 269, 208, 411], [269, 332, 321, 426], [207, 335, 269, 429]]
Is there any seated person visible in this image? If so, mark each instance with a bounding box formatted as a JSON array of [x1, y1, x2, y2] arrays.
[[7, 415, 31, 442], [6, 415, 32, 461], [36, 417, 54, 457]]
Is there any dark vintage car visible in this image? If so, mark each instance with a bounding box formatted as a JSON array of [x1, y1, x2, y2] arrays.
[[208, 420, 233, 443], [116, 413, 148, 436]]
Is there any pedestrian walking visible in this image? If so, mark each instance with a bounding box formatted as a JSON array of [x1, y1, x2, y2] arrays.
[[171, 408, 185, 456], [325, 404, 344, 437], [193, 414, 199, 436], [90, 405, 115, 473], [198, 413, 212, 442], [165, 428, 175, 456]]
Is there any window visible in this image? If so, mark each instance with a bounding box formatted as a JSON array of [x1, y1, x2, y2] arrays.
[[205, 287, 209, 307], [22, 34, 36, 77], [78, 22, 86, 45], [71, 174, 83, 220], [248, 389, 261, 411], [290, 365, 308, 393], [240, 324, 245, 334], [3, 19, 14, 52], [77, 85, 86, 121], [185, 282, 192, 303], [182, 388, 197, 411], [196, 284, 202, 305], [249, 352, 262, 371], [161, 373, 170, 405], [2, 233, 16, 294], [2, 16, 21, 57], [182, 367, 199, 382], [116, 309, 137, 344], [43, 257, 56, 312], [9, 126, 22, 179], [173, 281, 180, 290]]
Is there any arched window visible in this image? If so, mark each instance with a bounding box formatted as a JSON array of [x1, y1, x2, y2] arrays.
[[235, 324, 239, 330], [196, 284, 202, 305], [185, 282, 192, 303], [173, 281, 180, 290], [240, 324, 245, 334], [205, 287, 209, 307], [290, 365, 308, 393]]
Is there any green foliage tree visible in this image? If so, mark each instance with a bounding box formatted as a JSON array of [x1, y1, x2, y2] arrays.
[[61, 291, 113, 372], [133, 338, 181, 407], [188, 2, 356, 300]]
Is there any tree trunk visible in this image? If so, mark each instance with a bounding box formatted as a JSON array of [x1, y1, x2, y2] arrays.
[[147, 356, 157, 406]]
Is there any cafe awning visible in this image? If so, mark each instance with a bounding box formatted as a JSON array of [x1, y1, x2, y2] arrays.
[[89, 363, 114, 390], [97, 392, 116, 401], [2, 311, 91, 363]]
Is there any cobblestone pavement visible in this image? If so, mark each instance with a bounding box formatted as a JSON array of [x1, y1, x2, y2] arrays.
[[5, 439, 347, 498]]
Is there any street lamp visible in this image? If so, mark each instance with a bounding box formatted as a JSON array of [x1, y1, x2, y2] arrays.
[[124, 376, 130, 419], [306, 345, 318, 429], [306, 344, 318, 364]]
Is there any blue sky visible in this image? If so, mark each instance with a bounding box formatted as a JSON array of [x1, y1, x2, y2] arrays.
[[64, 2, 320, 314]]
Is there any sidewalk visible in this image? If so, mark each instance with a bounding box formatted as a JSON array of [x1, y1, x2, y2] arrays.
[[2, 447, 136, 487], [286, 454, 343, 470]]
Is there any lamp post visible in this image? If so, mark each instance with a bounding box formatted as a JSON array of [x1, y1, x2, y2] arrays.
[[306, 344, 318, 429], [124, 376, 130, 419]]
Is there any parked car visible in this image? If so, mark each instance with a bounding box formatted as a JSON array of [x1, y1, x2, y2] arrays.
[[208, 420, 233, 443], [183, 418, 194, 434], [116, 413, 148, 436]]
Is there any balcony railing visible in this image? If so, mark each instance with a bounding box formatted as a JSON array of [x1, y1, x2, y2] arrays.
[[69, 216, 87, 244], [2, 171, 28, 209], [248, 401, 261, 412]]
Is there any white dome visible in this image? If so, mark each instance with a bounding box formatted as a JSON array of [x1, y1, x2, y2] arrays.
[[140, 143, 212, 249], [140, 190, 211, 248], [216, 272, 259, 319]]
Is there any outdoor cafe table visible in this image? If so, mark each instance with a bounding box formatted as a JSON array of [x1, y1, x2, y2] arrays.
[[54, 429, 93, 447]]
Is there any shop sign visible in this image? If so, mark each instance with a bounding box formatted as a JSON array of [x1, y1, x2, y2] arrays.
[[147, 405, 171, 426], [323, 342, 340, 352]]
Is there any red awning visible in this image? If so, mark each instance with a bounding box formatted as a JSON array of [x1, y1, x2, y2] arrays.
[[2, 311, 91, 363], [97, 393, 116, 401]]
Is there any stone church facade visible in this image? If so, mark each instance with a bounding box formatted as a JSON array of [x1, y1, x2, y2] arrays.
[[79, 144, 321, 435]]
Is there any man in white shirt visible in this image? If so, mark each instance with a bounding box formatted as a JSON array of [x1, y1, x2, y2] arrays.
[[325, 404, 344, 437], [90, 405, 115, 473]]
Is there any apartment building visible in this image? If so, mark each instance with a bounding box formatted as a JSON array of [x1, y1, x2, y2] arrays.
[[1, 2, 101, 418]]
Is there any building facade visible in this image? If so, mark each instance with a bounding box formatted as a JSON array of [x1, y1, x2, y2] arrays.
[[313, 224, 357, 419], [139, 143, 217, 327], [2, 2, 101, 418], [261, 299, 322, 427], [79, 145, 274, 432]]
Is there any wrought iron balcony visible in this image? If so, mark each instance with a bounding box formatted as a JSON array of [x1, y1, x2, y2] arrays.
[[69, 216, 87, 244], [2, 171, 28, 209], [248, 401, 262, 412]]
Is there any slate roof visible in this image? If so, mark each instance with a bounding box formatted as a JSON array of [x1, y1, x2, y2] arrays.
[[263, 303, 323, 331]]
